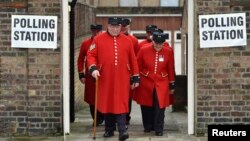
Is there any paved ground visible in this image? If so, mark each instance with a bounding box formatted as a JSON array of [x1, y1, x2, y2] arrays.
[[0, 102, 207, 141]]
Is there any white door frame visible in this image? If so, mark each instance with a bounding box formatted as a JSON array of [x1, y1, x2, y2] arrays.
[[62, 1, 195, 135], [62, 0, 70, 135], [188, 0, 195, 135]]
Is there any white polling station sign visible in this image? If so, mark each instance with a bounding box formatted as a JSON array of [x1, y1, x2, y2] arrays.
[[11, 15, 57, 49], [199, 13, 246, 48]]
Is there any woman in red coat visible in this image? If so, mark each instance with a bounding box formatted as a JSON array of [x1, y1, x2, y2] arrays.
[[87, 17, 139, 141], [77, 24, 104, 125], [138, 28, 176, 107], [133, 32, 175, 136]]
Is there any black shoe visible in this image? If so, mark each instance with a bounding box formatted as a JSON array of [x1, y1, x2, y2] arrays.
[[155, 131, 163, 136], [119, 131, 129, 141], [144, 129, 151, 133], [103, 131, 114, 138]]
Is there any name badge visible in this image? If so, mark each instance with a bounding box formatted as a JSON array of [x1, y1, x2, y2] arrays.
[[159, 55, 164, 62]]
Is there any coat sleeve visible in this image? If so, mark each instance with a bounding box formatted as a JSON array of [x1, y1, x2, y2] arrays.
[[87, 41, 97, 69], [136, 48, 143, 73], [77, 41, 87, 73], [128, 42, 139, 75], [167, 50, 175, 83], [131, 35, 139, 55]]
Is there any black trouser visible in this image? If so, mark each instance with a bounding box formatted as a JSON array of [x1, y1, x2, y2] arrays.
[[141, 89, 165, 133], [105, 113, 127, 133], [89, 105, 104, 124], [126, 99, 132, 123]]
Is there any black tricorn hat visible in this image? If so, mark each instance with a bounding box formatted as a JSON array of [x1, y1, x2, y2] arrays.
[[152, 28, 163, 34], [90, 24, 102, 30], [153, 32, 166, 43], [122, 18, 130, 26], [108, 17, 122, 25], [146, 25, 157, 32]]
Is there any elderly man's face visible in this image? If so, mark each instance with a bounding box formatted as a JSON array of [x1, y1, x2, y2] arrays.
[[146, 31, 153, 40], [108, 24, 121, 36], [91, 29, 102, 37], [121, 24, 130, 34]]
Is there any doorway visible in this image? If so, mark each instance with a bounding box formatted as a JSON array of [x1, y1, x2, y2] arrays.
[[63, 0, 195, 136]]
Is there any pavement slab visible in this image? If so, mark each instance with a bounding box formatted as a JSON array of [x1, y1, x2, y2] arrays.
[[0, 102, 207, 141]]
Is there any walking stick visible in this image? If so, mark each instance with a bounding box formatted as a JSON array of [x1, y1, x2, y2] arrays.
[[93, 77, 98, 140]]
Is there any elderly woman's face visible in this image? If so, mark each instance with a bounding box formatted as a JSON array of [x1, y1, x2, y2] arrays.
[[108, 24, 121, 36], [153, 41, 164, 51]]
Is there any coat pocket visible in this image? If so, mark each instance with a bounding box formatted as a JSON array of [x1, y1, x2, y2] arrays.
[[161, 72, 168, 77], [140, 71, 149, 77]]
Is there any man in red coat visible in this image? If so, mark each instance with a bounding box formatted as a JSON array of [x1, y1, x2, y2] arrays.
[[133, 32, 175, 136], [77, 24, 104, 126], [87, 17, 140, 141], [121, 18, 139, 54], [121, 18, 139, 125], [138, 24, 157, 51]]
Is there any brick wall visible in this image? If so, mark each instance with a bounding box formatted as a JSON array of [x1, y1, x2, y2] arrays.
[[0, 0, 96, 136], [74, 3, 96, 112], [195, 0, 250, 135], [0, 0, 61, 136]]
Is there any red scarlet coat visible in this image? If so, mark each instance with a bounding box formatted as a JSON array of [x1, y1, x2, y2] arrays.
[[125, 34, 139, 98], [126, 34, 139, 55], [138, 39, 151, 51], [77, 37, 96, 105], [133, 44, 175, 108], [87, 32, 139, 114], [138, 41, 175, 105]]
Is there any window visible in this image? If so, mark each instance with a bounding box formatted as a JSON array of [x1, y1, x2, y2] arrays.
[[164, 31, 171, 46], [177, 33, 181, 40], [160, 0, 179, 7], [131, 30, 146, 42], [174, 31, 181, 42], [120, 0, 138, 7]]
